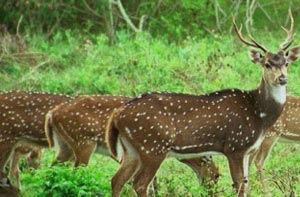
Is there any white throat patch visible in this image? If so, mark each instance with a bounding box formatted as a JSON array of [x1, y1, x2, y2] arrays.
[[270, 85, 286, 104]]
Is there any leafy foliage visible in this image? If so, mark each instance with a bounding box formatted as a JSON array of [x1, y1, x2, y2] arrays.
[[21, 153, 114, 197], [1, 0, 300, 40]]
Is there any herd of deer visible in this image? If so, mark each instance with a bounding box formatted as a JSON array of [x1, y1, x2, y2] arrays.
[[1, 12, 300, 197]]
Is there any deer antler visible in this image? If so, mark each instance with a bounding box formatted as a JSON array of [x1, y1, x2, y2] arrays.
[[280, 9, 295, 51], [233, 17, 267, 53]]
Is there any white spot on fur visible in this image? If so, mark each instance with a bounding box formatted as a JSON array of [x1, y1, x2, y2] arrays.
[[260, 113, 267, 118], [125, 127, 133, 138]]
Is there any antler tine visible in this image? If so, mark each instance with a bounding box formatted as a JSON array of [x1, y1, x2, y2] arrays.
[[233, 17, 267, 53], [280, 9, 295, 50], [249, 35, 268, 53], [233, 18, 256, 47]]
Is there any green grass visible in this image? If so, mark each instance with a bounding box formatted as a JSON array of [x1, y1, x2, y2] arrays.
[[2, 31, 300, 96], [1, 30, 300, 196]]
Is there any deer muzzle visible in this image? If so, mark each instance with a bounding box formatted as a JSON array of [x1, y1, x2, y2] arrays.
[[278, 74, 287, 85]]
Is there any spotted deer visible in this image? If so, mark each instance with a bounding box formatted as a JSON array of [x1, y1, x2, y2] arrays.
[[253, 96, 300, 195], [0, 91, 73, 188], [45, 95, 219, 185], [8, 145, 42, 189], [105, 12, 300, 197]]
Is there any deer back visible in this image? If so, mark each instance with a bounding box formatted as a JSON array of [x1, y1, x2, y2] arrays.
[[0, 91, 71, 146], [49, 95, 130, 150]]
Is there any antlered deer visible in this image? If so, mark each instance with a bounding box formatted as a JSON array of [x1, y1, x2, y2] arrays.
[[8, 145, 42, 189], [45, 95, 219, 185], [106, 12, 300, 197], [253, 96, 300, 194], [0, 91, 73, 188]]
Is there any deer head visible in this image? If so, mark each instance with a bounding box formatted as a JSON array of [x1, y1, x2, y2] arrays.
[[25, 148, 42, 169], [233, 10, 300, 87], [180, 156, 220, 185]]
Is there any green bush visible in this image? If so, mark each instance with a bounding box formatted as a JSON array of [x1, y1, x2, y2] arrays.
[[1, 0, 300, 40], [21, 162, 112, 197]]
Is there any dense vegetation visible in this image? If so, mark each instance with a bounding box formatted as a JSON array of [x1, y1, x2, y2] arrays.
[[1, 0, 300, 196]]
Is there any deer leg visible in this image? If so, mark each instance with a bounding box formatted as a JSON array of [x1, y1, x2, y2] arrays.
[[73, 142, 97, 167], [8, 149, 21, 189], [52, 134, 74, 165], [253, 136, 278, 197], [54, 144, 74, 164], [149, 177, 158, 197], [179, 159, 204, 185], [0, 144, 14, 175], [26, 149, 42, 169], [179, 157, 219, 187], [132, 157, 163, 197], [111, 154, 140, 197], [228, 154, 250, 197], [0, 144, 14, 189]]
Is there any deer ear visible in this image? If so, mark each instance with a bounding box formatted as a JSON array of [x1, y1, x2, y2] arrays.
[[249, 50, 264, 64], [286, 46, 300, 62]]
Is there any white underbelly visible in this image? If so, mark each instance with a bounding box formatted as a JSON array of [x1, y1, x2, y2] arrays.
[[167, 151, 223, 160]]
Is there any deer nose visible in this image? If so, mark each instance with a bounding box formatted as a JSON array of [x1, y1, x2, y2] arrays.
[[278, 74, 287, 85]]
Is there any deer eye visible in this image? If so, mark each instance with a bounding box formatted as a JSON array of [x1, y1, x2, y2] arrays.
[[265, 62, 272, 69]]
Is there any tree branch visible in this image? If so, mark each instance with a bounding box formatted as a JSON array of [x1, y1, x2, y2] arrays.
[[112, 0, 145, 32], [82, 0, 102, 18]]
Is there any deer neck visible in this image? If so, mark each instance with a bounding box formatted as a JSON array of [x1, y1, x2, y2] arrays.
[[255, 78, 286, 130]]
